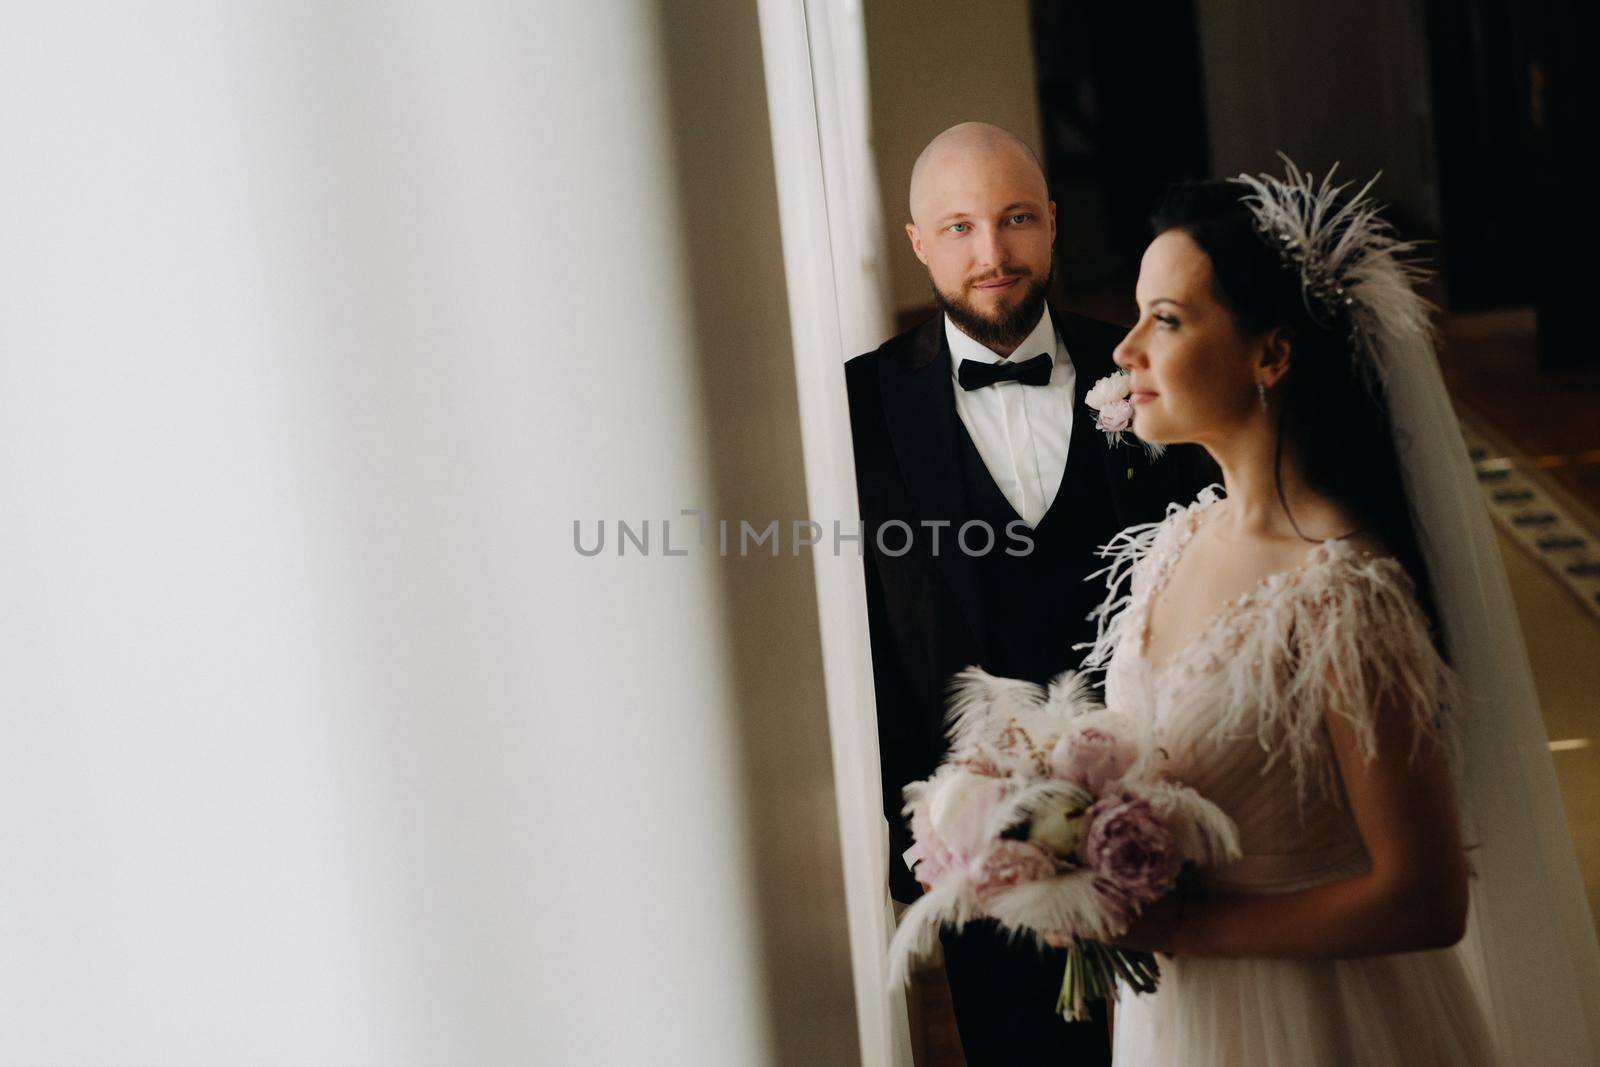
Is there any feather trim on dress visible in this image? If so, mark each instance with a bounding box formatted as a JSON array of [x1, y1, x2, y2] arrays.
[[1210, 540, 1464, 809], [1077, 485, 1226, 677], [1081, 487, 1463, 811]]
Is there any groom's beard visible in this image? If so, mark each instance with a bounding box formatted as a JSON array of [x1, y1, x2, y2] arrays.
[[931, 265, 1053, 352]]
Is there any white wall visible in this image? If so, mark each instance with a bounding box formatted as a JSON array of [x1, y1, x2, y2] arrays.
[[863, 0, 1045, 316], [0, 2, 858, 1064]]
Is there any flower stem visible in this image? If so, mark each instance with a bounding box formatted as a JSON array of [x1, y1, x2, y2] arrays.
[[1056, 940, 1162, 1022]]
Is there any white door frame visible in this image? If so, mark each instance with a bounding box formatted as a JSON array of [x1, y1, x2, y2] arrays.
[[753, 2, 911, 1064]]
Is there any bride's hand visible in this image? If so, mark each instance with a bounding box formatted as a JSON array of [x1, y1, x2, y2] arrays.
[[1105, 893, 1186, 957]]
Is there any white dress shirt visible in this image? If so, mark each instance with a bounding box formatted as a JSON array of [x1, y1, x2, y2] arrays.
[[946, 307, 1075, 528]]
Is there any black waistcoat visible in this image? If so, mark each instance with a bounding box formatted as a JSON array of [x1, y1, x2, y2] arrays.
[[954, 393, 1121, 685]]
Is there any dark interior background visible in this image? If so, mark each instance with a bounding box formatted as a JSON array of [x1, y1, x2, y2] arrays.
[[1029, 0, 1597, 372]]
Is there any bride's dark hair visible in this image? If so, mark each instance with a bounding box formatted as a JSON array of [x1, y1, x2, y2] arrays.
[[1149, 180, 1439, 628]]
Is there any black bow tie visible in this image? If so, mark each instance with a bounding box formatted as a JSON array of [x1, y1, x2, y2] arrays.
[[957, 352, 1053, 391]]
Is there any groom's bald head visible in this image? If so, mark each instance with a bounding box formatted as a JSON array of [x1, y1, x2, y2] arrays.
[[908, 122, 1047, 226]]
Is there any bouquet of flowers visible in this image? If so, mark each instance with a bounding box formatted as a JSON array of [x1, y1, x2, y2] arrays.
[[888, 668, 1241, 1021]]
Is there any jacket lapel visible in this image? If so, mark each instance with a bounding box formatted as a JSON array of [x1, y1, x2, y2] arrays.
[[1056, 311, 1151, 529], [877, 316, 987, 657]]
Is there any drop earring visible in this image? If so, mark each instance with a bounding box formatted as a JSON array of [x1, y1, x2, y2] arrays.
[[1257, 381, 1269, 411]]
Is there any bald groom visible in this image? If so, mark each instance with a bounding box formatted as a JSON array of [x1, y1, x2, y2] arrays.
[[845, 123, 1210, 1064]]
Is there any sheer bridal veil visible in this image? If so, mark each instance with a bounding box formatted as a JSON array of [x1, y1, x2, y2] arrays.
[[1236, 160, 1600, 1063]]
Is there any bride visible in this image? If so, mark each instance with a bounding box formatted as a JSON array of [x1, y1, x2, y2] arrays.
[[1066, 165, 1600, 1064]]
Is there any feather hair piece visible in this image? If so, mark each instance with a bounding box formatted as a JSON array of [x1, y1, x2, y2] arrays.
[[1231, 155, 1435, 391]]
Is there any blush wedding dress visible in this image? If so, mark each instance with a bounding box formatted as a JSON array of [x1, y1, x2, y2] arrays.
[[1083, 487, 1498, 1066], [934, 161, 1600, 1062]]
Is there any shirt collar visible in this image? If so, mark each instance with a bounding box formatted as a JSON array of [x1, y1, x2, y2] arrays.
[[945, 305, 1059, 378]]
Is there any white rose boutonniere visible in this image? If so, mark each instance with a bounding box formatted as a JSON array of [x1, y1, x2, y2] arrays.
[[1085, 371, 1164, 459]]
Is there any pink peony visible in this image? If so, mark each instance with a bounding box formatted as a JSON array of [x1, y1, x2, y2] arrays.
[[906, 795, 957, 885], [927, 769, 1009, 856], [1095, 397, 1134, 434], [1080, 793, 1181, 904], [972, 839, 1061, 902], [1049, 725, 1138, 794]]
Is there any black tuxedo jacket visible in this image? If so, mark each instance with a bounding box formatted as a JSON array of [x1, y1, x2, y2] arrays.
[[845, 309, 1214, 903]]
